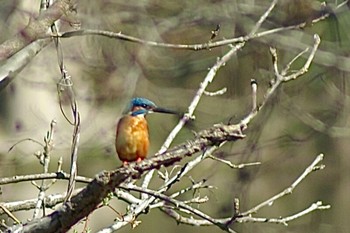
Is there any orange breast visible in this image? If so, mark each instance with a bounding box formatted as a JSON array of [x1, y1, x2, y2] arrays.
[[115, 115, 149, 162]]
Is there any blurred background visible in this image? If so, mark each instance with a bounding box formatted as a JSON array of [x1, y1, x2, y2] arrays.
[[0, 0, 350, 232]]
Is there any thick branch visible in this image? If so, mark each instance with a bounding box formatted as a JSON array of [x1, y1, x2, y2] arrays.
[[5, 30, 321, 233], [8, 123, 244, 233], [0, 0, 76, 61]]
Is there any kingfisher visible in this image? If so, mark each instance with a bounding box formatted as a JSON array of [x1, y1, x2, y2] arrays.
[[115, 97, 177, 164]]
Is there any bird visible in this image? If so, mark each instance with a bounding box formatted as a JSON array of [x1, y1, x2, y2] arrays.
[[115, 97, 177, 165]]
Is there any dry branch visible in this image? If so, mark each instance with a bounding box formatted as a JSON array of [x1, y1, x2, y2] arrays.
[[0, 0, 78, 91], [0, 0, 334, 232], [0, 0, 76, 61], [8, 123, 245, 232]]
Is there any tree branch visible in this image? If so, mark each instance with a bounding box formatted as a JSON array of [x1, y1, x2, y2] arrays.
[[0, 0, 76, 61], [8, 122, 244, 233], [0, 172, 91, 186], [0, 0, 78, 91]]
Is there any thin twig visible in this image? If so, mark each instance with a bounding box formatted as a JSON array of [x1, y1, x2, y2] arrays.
[[32, 120, 56, 219], [241, 154, 326, 216], [120, 184, 235, 232], [207, 154, 261, 169], [238, 201, 330, 225], [0, 205, 21, 224], [8, 138, 44, 153], [249, 0, 278, 36], [251, 79, 258, 111], [161, 154, 329, 228], [56, 2, 336, 54], [0, 189, 83, 215], [51, 20, 82, 202], [0, 172, 92, 186], [241, 34, 321, 126], [204, 87, 227, 96]]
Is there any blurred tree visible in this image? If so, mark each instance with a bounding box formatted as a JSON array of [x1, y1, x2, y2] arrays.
[[0, 0, 350, 233]]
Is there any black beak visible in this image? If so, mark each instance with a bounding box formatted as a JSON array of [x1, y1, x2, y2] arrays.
[[152, 107, 180, 115]]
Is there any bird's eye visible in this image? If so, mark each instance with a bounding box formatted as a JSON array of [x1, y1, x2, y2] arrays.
[[141, 104, 152, 109]]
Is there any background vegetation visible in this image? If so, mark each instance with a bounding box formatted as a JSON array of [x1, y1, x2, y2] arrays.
[[0, 0, 350, 232]]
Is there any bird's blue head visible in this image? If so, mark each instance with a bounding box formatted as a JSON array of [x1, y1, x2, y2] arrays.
[[131, 98, 157, 110], [125, 97, 178, 116]]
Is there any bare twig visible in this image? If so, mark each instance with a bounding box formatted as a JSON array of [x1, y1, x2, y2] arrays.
[[239, 201, 330, 225], [207, 154, 261, 169], [169, 180, 214, 199], [241, 154, 326, 216], [249, 0, 278, 36], [8, 138, 44, 153], [251, 79, 258, 111], [120, 184, 235, 233], [56, 0, 347, 53], [0, 172, 92, 186], [241, 34, 321, 126], [31, 120, 56, 219], [150, 180, 216, 209], [116, 154, 329, 231], [204, 87, 227, 96], [52, 20, 82, 201], [56, 6, 331, 54], [59, 29, 245, 51], [161, 154, 329, 229], [0, 205, 21, 224]]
